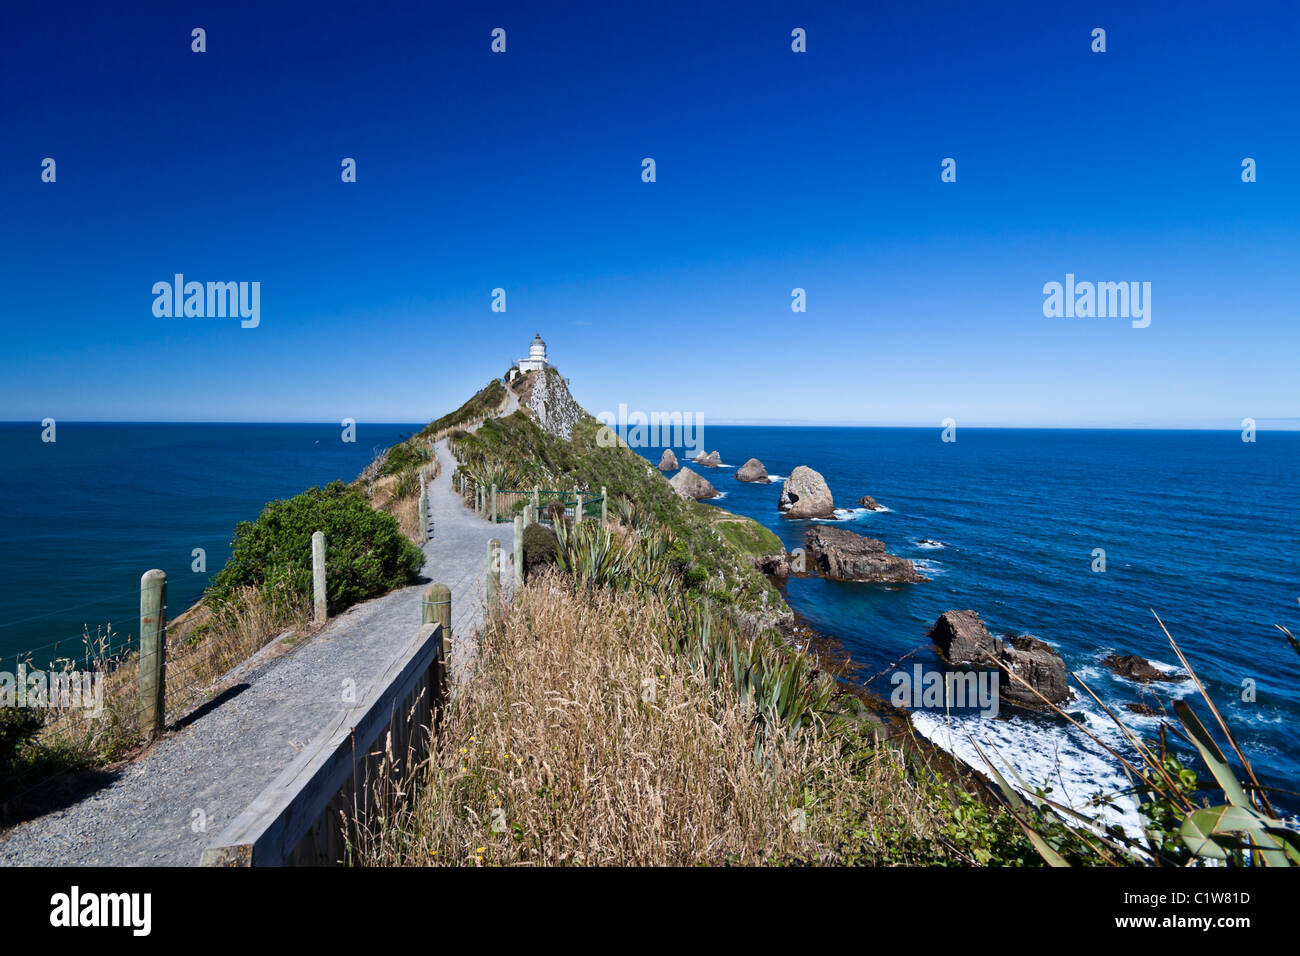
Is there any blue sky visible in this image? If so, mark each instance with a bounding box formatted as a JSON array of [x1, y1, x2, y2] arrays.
[[2, 0, 1296, 427]]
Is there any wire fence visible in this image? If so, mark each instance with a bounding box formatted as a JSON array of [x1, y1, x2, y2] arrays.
[[0, 571, 307, 820], [458, 483, 605, 524]]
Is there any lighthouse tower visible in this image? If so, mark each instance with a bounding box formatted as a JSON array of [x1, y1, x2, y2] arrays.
[[518, 333, 547, 373]]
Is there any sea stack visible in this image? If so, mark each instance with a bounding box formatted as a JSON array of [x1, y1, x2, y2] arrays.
[[857, 495, 885, 511], [928, 610, 1070, 709], [735, 458, 770, 482], [658, 449, 679, 470], [803, 527, 926, 583], [778, 465, 835, 518], [669, 467, 719, 500]]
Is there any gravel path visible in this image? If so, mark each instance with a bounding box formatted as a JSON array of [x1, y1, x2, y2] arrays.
[[0, 439, 510, 866]]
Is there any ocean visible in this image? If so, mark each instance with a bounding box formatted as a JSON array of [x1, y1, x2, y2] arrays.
[[636, 427, 1300, 828], [2, 422, 1296, 828], [0, 422, 421, 669]]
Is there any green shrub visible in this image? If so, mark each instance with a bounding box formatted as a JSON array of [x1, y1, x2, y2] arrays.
[[671, 599, 838, 740], [0, 705, 99, 808], [210, 481, 424, 614], [0, 706, 43, 770], [521, 522, 559, 581], [554, 521, 631, 591], [393, 468, 420, 501], [381, 440, 430, 477]]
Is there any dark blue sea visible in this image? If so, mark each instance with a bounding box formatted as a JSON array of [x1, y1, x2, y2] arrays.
[[0, 422, 420, 669], [638, 427, 1300, 829]]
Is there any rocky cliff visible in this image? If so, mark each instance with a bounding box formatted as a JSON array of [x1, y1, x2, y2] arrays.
[[514, 367, 586, 440]]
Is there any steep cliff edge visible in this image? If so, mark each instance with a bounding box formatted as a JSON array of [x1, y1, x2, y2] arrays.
[[512, 366, 586, 440]]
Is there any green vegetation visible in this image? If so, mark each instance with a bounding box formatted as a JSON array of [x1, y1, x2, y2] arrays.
[[0, 705, 96, 809], [419, 379, 508, 439], [451, 412, 784, 613], [549, 518, 834, 742], [210, 481, 424, 615], [3, 477, 415, 811], [553, 520, 679, 593], [671, 596, 835, 740], [380, 439, 432, 477], [520, 521, 558, 581], [0, 707, 42, 770], [706, 511, 783, 557]]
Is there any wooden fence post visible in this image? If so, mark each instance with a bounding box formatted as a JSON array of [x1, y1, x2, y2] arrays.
[[312, 531, 327, 624], [573, 485, 581, 524], [486, 538, 501, 612], [490, 483, 498, 523], [422, 582, 452, 694], [513, 515, 524, 586], [600, 486, 607, 528], [139, 569, 167, 739], [418, 471, 428, 542]]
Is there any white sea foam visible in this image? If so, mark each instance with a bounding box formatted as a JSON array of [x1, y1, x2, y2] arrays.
[[910, 704, 1146, 843], [1075, 664, 1104, 683], [915, 539, 946, 550], [1146, 658, 1185, 677], [844, 505, 891, 515], [819, 506, 875, 521], [913, 558, 945, 576], [765, 474, 787, 482]]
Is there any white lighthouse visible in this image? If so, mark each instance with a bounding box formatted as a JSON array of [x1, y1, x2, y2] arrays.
[[518, 332, 547, 373]]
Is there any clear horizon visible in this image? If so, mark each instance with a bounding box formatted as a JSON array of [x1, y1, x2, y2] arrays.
[[6, 418, 1299, 431], [3, 1, 1297, 427]]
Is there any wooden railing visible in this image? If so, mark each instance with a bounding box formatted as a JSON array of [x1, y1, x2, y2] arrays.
[[200, 619, 444, 866]]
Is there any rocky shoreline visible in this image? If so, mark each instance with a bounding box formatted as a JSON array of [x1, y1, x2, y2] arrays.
[[664, 445, 1184, 730], [651, 441, 1202, 829]]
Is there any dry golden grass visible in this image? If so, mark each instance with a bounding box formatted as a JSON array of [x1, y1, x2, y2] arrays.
[[353, 573, 972, 866], [389, 494, 421, 543], [164, 583, 309, 705], [37, 583, 308, 762], [368, 460, 437, 544]]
